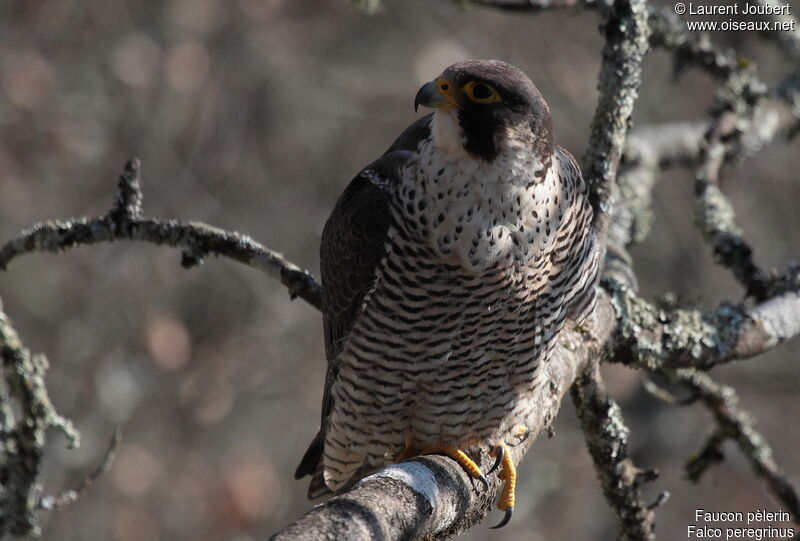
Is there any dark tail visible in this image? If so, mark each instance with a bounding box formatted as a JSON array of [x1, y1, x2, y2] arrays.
[[294, 430, 323, 480], [294, 430, 335, 500]]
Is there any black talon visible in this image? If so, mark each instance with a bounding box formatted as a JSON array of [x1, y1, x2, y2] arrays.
[[487, 445, 504, 475], [490, 507, 513, 529], [477, 474, 489, 491]]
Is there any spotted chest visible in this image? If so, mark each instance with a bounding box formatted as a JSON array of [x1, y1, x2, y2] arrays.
[[397, 134, 570, 274]]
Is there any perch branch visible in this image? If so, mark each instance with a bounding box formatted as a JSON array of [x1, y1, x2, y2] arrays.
[[3, 0, 800, 534], [2, 150, 798, 540], [0, 160, 614, 540]]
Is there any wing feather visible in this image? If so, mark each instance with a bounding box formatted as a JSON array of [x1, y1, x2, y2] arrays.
[[553, 146, 600, 323]]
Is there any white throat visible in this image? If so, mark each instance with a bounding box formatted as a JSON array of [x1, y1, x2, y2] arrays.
[[431, 109, 468, 158]]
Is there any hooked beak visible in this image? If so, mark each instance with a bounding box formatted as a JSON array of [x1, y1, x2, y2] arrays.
[[414, 77, 458, 112]]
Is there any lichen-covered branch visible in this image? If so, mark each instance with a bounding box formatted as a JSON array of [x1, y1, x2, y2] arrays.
[[2, 144, 798, 541], [607, 279, 800, 370], [615, 95, 796, 246], [38, 427, 121, 512], [582, 0, 650, 228], [0, 160, 322, 312], [571, 363, 658, 541], [0, 161, 320, 537], [0, 159, 609, 540], [693, 110, 773, 300], [0, 0, 797, 537], [0, 297, 79, 536]]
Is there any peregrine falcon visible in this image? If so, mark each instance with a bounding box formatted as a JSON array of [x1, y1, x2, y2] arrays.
[[295, 60, 600, 528]]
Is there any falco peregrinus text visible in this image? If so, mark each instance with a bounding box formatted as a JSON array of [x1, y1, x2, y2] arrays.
[[295, 60, 600, 528]]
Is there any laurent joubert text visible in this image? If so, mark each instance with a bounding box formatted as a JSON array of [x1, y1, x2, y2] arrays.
[[674, 2, 796, 31]]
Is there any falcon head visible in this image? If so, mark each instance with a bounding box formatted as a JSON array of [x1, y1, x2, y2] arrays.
[[414, 60, 554, 164]]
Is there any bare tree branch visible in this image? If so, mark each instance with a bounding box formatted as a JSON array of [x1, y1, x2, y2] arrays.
[[675, 369, 800, 524], [0, 160, 323, 312], [616, 96, 796, 248], [571, 363, 657, 541], [0, 297, 79, 536], [582, 0, 650, 229], [38, 427, 122, 511], [608, 279, 800, 370], [694, 110, 773, 300]]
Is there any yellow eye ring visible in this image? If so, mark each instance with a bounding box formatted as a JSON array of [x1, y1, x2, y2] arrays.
[[462, 81, 501, 104]]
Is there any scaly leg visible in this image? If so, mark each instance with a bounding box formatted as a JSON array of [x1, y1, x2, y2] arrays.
[[488, 442, 516, 529]]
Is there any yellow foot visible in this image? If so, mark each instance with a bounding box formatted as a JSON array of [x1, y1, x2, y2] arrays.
[[488, 442, 516, 529], [395, 434, 488, 490]]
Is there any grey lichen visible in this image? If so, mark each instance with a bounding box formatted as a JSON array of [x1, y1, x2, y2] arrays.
[[604, 279, 750, 369], [695, 180, 744, 241], [582, 0, 651, 223], [604, 399, 631, 461], [571, 366, 656, 541], [0, 302, 79, 536], [615, 166, 656, 244]]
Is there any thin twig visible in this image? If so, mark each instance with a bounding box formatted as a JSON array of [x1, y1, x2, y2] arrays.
[[685, 429, 726, 482], [693, 102, 772, 300], [39, 427, 122, 511]]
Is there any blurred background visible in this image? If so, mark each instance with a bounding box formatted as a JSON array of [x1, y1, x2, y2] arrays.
[[0, 1, 798, 540]]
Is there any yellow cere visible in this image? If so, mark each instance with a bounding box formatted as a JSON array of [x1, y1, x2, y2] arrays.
[[434, 76, 461, 108]]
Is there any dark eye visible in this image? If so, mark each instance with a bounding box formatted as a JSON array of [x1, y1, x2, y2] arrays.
[[472, 84, 492, 99], [440, 83, 449, 91], [464, 81, 500, 103]]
